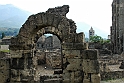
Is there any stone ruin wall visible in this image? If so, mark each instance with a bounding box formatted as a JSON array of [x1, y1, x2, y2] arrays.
[[0, 5, 100, 83]]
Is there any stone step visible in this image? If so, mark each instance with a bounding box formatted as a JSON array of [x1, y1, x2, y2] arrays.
[[44, 78, 62, 83]]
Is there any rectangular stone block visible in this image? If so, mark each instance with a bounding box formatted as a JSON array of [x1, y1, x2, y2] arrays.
[[77, 32, 85, 43], [0, 59, 10, 70], [73, 43, 87, 50], [62, 43, 87, 50], [63, 79, 70, 83], [62, 50, 81, 59], [0, 69, 9, 83], [74, 71, 83, 78], [10, 50, 23, 58], [74, 77, 83, 83], [66, 59, 82, 71], [83, 79, 90, 83], [63, 69, 71, 79], [82, 49, 99, 60], [91, 74, 101, 83], [83, 59, 99, 73], [62, 43, 73, 50]]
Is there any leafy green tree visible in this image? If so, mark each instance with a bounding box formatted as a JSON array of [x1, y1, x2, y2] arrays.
[[102, 39, 110, 44], [1, 32, 5, 39], [89, 35, 103, 43], [89, 35, 111, 44]]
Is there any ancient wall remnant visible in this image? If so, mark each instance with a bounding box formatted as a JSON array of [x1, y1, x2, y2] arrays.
[[8, 5, 100, 83]]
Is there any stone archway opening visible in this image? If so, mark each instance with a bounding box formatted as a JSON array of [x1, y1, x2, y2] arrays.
[[35, 33, 62, 77]]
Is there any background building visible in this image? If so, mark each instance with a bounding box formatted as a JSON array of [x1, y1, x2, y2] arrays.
[[36, 35, 61, 51], [89, 27, 95, 38]]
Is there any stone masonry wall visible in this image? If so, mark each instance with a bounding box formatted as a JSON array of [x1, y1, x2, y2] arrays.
[[0, 58, 10, 83], [9, 5, 100, 83]]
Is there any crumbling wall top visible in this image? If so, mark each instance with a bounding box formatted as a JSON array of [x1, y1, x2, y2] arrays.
[[46, 5, 69, 16]]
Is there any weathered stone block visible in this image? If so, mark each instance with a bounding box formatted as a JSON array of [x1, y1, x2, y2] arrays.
[[62, 43, 87, 50], [63, 34, 75, 43], [41, 13, 47, 25], [47, 13, 54, 25], [83, 79, 90, 83], [82, 60, 99, 73], [35, 13, 43, 25], [74, 77, 83, 83], [62, 50, 81, 59], [0, 59, 10, 70], [63, 79, 70, 83], [73, 43, 88, 50], [74, 71, 83, 77], [62, 69, 71, 79], [82, 49, 99, 60], [62, 43, 73, 50], [53, 15, 62, 28], [66, 59, 82, 71], [10, 50, 22, 58], [91, 74, 100, 83], [0, 69, 9, 83], [77, 32, 85, 43]]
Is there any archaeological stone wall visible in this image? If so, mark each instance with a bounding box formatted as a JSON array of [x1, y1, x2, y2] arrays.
[[7, 5, 100, 83]]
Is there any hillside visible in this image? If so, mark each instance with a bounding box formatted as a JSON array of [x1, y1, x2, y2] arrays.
[[0, 27, 19, 38], [0, 4, 31, 28]]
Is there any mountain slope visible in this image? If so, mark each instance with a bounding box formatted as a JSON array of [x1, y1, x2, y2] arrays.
[[0, 4, 31, 28]]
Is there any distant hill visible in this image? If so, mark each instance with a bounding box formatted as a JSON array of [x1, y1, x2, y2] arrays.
[[0, 27, 19, 38], [0, 4, 31, 28]]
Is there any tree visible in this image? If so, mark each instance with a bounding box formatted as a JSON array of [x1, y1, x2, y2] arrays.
[[89, 35, 103, 43], [1, 32, 5, 39]]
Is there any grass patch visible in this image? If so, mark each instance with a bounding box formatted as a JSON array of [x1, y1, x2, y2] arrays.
[[0, 50, 10, 53]]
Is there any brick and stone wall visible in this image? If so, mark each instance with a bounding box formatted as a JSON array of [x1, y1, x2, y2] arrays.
[[8, 5, 100, 83]]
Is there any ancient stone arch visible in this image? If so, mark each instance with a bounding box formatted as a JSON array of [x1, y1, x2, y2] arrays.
[[9, 5, 100, 83]]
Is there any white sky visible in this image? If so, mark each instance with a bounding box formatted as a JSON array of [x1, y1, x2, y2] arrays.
[[0, 0, 113, 36]]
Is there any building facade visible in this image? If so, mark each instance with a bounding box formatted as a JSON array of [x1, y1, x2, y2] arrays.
[[36, 35, 61, 51], [111, 0, 124, 54], [89, 27, 95, 38]]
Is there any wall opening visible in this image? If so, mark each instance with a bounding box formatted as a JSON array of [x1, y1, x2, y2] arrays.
[[35, 33, 62, 77]]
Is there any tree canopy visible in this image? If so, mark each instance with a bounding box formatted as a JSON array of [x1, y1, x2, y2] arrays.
[[90, 35, 103, 43], [89, 35, 110, 44]]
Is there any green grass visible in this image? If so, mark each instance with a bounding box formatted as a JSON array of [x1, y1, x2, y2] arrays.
[[0, 50, 10, 53]]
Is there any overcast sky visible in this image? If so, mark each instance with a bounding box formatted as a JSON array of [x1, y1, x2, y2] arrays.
[[0, 0, 113, 37]]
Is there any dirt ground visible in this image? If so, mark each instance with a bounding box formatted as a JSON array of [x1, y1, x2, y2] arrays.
[[101, 78, 124, 83], [34, 65, 54, 81]]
